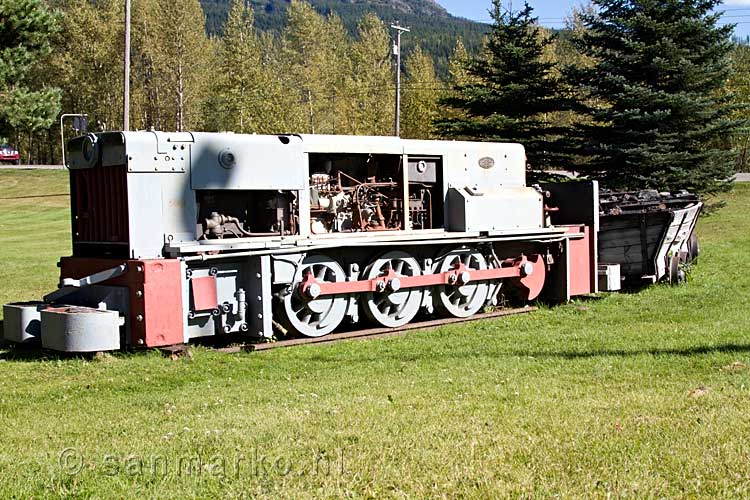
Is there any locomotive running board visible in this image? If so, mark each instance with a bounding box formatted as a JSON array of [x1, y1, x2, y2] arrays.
[[217, 306, 537, 353]]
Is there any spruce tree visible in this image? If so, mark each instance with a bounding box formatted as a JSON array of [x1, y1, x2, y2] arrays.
[[436, 1, 573, 172], [569, 0, 742, 194], [0, 0, 61, 148]]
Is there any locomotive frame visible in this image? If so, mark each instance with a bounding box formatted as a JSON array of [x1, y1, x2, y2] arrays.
[[4, 131, 602, 352]]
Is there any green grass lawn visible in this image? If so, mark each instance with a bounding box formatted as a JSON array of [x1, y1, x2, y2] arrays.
[[1, 169, 750, 498]]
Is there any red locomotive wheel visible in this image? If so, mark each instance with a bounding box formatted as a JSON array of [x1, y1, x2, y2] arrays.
[[509, 254, 546, 301]]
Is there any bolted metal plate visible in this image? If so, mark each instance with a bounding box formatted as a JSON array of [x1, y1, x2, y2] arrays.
[[41, 306, 121, 352]]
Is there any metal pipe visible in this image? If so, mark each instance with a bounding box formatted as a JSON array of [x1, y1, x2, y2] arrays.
[[236, 288, 246, 325]]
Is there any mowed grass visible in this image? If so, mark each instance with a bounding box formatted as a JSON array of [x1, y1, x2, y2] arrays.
[[1, 169, 750, 498]]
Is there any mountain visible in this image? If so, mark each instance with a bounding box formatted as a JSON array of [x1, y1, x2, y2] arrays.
[[199, 0, 490, 75]]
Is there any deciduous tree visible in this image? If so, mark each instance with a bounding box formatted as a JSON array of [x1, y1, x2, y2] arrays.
[[401, 45, 441, 139]]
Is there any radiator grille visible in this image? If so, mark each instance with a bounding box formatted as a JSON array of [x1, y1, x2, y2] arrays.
[[71, 164, 129, 257]]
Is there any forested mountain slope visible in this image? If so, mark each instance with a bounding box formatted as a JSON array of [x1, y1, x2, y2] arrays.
[[200, 0, 490, 74]]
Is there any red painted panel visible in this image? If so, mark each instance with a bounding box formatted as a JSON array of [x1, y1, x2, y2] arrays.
[[59, 257, 184, 348], [141, 260, 184, 347], [566, 225, 595, 296], [190, 276, 218, 311]]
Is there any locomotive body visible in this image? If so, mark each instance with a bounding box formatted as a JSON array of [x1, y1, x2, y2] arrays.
[[4, 131, 601, 351]]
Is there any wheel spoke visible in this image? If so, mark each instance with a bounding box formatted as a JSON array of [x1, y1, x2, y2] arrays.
[[395, 260, 405, 274]]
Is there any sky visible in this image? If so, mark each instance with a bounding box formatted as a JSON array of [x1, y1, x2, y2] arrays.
[[436, 0, 750, 38]]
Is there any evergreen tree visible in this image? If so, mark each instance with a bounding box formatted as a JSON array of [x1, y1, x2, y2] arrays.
[[0, 0, 61, 154], [569, 0, 742, 194], [401, 45, 441, 139], [436, 1, 572, 172]]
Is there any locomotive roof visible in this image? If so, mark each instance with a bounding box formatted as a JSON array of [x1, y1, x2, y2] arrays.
[[186, 132, 525, 156]]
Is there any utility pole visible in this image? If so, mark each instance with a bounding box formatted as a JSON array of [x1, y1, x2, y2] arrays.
[[391, 22, 410, 137], [123, 0, 131, 131]]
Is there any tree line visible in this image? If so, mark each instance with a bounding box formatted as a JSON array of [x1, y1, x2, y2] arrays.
[[1, 0, 747, 195]]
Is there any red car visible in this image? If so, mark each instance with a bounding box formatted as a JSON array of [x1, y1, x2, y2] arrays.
[[0, 144, 20, 164]]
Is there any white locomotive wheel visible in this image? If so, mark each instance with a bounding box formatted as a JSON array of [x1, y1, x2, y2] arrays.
[[362, 251, 423, 328], [434, 248, 490, 318], [282, 255, 348, 337]]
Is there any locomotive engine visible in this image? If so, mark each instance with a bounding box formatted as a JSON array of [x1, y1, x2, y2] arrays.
[[3, 132, 601, 352]]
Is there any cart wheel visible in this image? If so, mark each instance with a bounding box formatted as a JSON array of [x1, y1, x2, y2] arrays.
[[669, 255, 685, 286], [688, 233, 700, 264]]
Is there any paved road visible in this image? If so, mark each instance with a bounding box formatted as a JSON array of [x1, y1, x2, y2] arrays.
[[734, 173, 750, 182], [1, 165, 64, 170]]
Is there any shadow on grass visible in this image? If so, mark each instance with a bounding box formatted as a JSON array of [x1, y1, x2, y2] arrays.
[[0, 345, 64, 361], [519, 343, 750, 360], [0, 344, 160, 362], [299, 337, 750, 365], [0, 319, 155, 362]]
